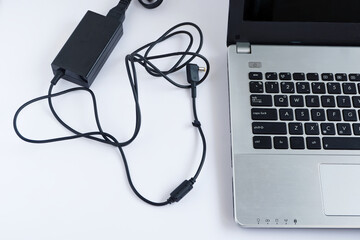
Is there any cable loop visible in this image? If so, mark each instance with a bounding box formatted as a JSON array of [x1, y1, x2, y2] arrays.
[[138, 0, 163, 9]]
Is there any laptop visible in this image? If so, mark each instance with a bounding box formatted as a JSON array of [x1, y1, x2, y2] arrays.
[[227, 0, 360, 228]]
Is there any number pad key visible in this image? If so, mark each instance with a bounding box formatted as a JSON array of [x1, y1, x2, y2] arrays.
[[265, 82, 279, 93], [312, 82, 326, 94], [343, 83, 357, 94], [281, 82, 295, 93], [296, 82, 310, 93], [327, 82, 341, 94]]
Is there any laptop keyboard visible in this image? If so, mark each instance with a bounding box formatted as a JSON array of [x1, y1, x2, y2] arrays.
[[249, 71, 360, 150]]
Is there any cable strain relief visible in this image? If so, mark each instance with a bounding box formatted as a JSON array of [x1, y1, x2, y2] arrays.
[[51, 69, 65, 85]]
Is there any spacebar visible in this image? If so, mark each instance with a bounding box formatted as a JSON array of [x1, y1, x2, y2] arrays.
[[323, 137, 360, 150]]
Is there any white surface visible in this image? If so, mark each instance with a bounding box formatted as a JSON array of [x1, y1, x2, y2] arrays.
[[320, 164, 360, 216], [0, 0, 359, 239]]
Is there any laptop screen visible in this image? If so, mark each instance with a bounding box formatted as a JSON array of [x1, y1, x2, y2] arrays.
[[227, 0, 360, 46], [243, 0, 360, 23]]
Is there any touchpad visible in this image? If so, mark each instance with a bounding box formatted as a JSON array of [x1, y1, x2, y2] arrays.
[[320, 164, 360, 216]]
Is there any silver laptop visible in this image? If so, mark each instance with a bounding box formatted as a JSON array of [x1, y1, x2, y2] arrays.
[[227, 0, 360, 228]]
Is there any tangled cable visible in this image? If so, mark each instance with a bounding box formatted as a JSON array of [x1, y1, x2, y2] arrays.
[[13, 22, 210, 206]]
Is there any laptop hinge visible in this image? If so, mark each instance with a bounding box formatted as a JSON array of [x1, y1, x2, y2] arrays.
[[236, 42, 251, 54]]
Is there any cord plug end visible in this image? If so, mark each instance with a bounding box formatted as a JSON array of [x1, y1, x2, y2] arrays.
[[107, 0, 131, 22], [186, 64, 205, 98], [186, 64, 200, 84], [168, 178, 195, 203]]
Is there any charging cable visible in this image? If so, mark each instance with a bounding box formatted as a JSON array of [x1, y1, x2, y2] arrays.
[[13, 22, 210, 206]]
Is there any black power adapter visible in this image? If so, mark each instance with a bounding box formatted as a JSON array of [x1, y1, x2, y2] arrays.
[[14, 0, 210, 207], [51, 2, 129, 87]]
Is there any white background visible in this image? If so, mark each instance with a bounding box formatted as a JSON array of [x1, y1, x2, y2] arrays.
[[0, 0, 359, 239]]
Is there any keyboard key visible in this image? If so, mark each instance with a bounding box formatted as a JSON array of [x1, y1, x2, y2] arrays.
[[311, 109, 326, 121], [265, 82, 279, 93], [253, 136, 271, 149], [290, 137, 305, 149], [327, 109, 342, 121], [335, 73, 347, 81], [305, 123, 319, 135], [290, 95, 304, 107], [289, 123, 303, 135], [295, 109, 310, 121], [312, 82, 326, 94], [323, 137, 360, 150], [343, 83, 357, 94], [251, 108, 278, 120], [306, 137, 321, 150], [337, 96, 351, 108], [249, 72, 263, 80], [281, 82, 295, 93], [274, 137, 288, 149], [321, 96, 336, 107], [250, 81, 264, 93], [265, 72, 277, 80], [321, 123, 336, 135], [252, 122, 287, 135], [279, 109, 294, 121], [293, 72, 305, 80], [296, 82, 310, 93], [279, 72, 291, 80], [352, 96, 360, 108], [274, 95, 289, 107], [353, 124, 360, 135], [337, 123, 352, 135], [343, 110, 357, 121], [349, 73, 360, 81], [322, 73, 334, 81], [307, 73, 319, 81], [251, 95, 272, 106], [327, 82, 341, 94], [306, 95, 320, 107]]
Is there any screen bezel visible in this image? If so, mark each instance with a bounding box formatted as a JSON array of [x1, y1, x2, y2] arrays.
[[227, 0, 360, 46]]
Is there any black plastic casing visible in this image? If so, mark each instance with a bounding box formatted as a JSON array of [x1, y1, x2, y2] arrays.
[[51, 11, 123, 88]]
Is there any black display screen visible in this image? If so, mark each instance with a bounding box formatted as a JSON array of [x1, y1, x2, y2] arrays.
[[244, 0, 360, 23]]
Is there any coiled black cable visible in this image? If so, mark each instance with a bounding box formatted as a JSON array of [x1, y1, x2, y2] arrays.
[[13, 22, 209, 206]]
